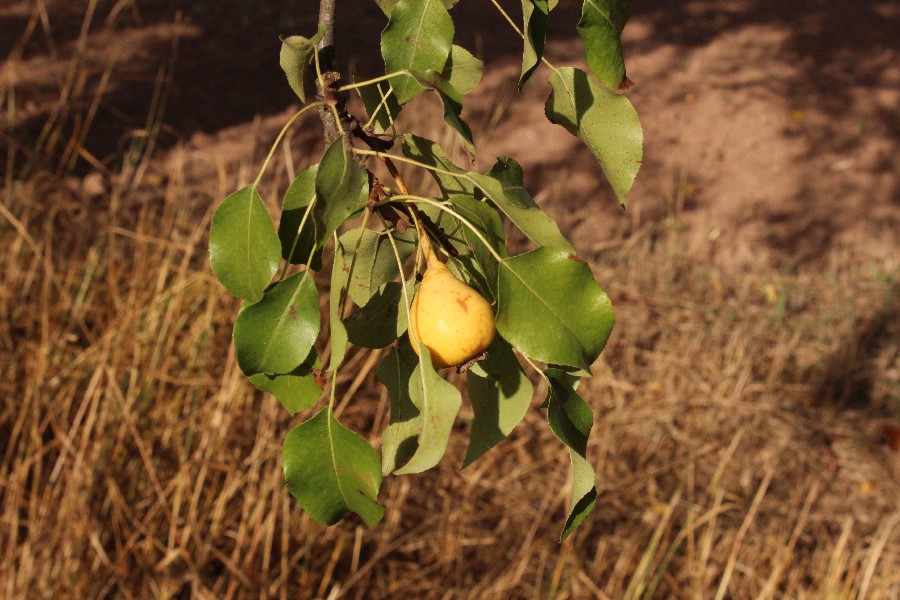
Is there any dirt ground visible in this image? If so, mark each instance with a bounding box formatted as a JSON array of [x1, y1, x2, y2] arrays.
[[2, 0, 898, 598]]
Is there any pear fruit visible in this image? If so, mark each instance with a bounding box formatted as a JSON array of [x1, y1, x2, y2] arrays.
[[408, 236, 495, 369]]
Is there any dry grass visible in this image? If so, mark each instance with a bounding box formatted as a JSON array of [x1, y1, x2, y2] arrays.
[[2, 2, 899, 599]]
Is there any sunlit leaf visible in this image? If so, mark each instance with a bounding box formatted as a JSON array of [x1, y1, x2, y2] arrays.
[[577, 0, 630, 90], [545, 368, 596, 540], [377, 340, 421, 475], [283, 407, 384, 526], [519, 0, 549, 91], [314, 139, 369, 246], [394, 343, 462, 475], [444, 44, 483, 96], [279, 26, 325, 103], [463, 337, 533, 466], [278, 165, 322, 269], [468, 162, 574, 253], [546, 66, 642, 206], [209, 185, 281, 303], [401, 134, 474, 197], [381, 0, 454, 105], [329, 237, 352, 371], [233, 272, 320, 375], [249, 351, 323, 415], [497, 247, 614, 374], [376, 0, 459, 17]]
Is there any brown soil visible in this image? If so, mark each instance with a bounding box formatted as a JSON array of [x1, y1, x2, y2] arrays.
[[2, 1, 898, 598]]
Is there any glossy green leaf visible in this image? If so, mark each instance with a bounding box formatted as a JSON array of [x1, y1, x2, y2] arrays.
[[381, 0, 454, 105], [314, 139, 369, 246], [377, 340, 421, 475], [463, 337, 533, 467], [394, 343, 462, 475], [233, 272, 320, 375], [249, 351, 322, 415], [519, 0, 549, 91], [545, 368, 597, 540], [334, 228, 416, 308], [444, 45, 483, 96], [546, 66, 642, 206], [279, 165, 322, 269], [345, 281, 412, 349], [577, 0, 630, 90], [209, 185, 281, 303], [357, 80, 403, 134], [468, 164, 574, 253], [497, 247, 614, 373], [283, 407, 385, 526], [279, 26, 325, 103], [401, 134, 474, 197]]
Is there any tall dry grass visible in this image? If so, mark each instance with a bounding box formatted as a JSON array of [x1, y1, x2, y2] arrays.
[[2, 2, 899, 599]]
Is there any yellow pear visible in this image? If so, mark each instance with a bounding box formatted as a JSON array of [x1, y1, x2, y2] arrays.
[[408, 236, 495, 369]]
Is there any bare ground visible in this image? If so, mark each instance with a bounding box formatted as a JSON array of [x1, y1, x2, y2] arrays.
[[1, 1, 898, 598]]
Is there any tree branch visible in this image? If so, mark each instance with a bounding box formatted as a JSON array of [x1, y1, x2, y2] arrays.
[[317, 0, 342, 146]]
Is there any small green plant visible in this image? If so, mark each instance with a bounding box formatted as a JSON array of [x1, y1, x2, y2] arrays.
[[208, 0, 642, 540]]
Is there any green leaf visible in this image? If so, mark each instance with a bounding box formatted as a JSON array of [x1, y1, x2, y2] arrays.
[[249, 351, 323, 415], [345, 281, 412, 349], [376, 0, 460, 18], [444, 45, 483, 96], [329, 238, 352, 371], [497, 247, 614, 374], [577, 0, 630, 90], [335, 228, 416, 307], [233, 272, 320, 375], [209, 185, 281, 303], [468, 163, 575, 253], [411, 70, 475, 154], [357, 80, 403, 134], [463, 337, 533, 467], [381, 0, 454, 105], [314, 139, 369, 246], [545, 368, 597, 540], [278, 165, 322, 269], [519, 0, 549, 91], [394, 343, 462, 475], [447, 194, 507, 300], [283, 407, 385, 526], [279, 26, 325, 103], [401, 134, 474, 196], [545, 66, 642, 205], [376, 340, 421, 475]]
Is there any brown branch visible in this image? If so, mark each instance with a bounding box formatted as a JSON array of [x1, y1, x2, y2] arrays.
[[316, 0, 342, 147]]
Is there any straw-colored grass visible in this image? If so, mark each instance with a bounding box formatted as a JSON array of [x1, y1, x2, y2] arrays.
[[2, 3, 898, 599]]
